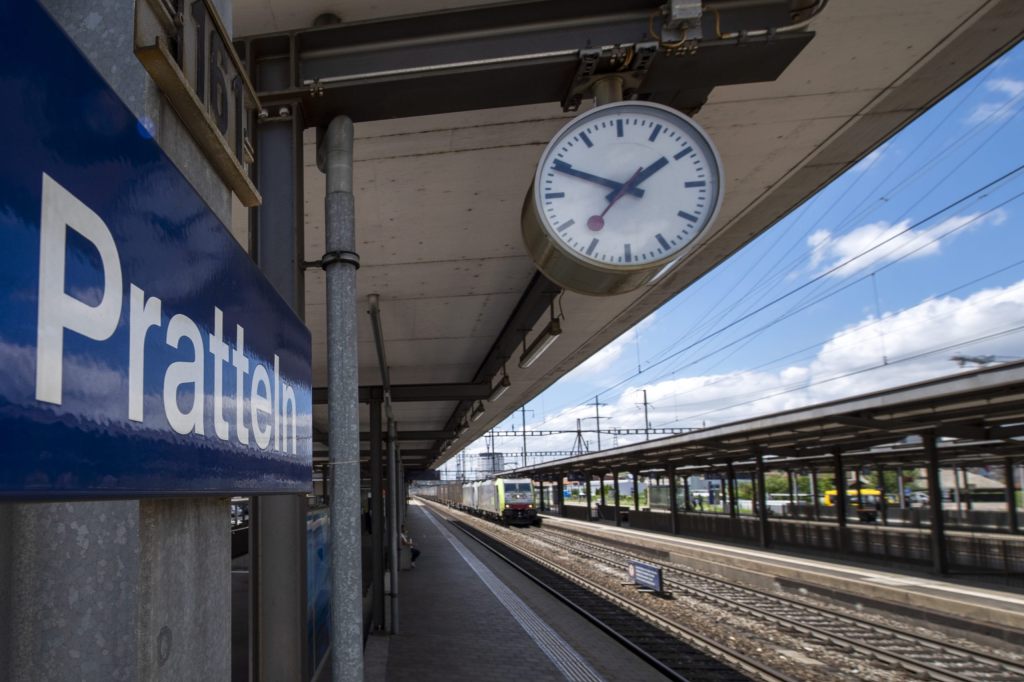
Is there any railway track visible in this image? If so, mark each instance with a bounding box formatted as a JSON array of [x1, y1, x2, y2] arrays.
[[429, 503, 799, 682], [534, 525, 1024, 682]]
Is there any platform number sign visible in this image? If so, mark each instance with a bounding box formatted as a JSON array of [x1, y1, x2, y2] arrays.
[[186, 1, 247, 161], [134, 0, 261, 206]]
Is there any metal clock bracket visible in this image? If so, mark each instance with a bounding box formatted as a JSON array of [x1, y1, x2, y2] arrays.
[[561, 42, 658, 112]]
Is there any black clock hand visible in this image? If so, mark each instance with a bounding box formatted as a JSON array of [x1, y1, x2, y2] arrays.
[[552, 159, 645, 198], [603, 156, 668, 202]]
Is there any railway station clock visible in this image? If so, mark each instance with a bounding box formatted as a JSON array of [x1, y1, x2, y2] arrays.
[[522, 101, 724, 296]]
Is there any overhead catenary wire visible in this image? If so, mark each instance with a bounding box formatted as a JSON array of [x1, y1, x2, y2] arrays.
[[592, 164, 1024, 399]]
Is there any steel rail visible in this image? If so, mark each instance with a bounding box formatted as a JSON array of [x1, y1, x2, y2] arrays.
[[422, 499, 798, 682], [537, 525, 1024, 682]]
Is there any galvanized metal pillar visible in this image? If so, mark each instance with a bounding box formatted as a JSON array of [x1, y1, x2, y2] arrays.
[[923, 433, 948, 574], [727, 462, 737, 518], [878, 465, 888, 526], [755, 451, 770, 547], [1006, 458, 1019, 534], [668, 465, 679, 535], [584, 473, 592, 520], [613, 471, 621, 527], [811, 469, 820, 520], [632, 468, 640, 511], [834, 450, 847, 553], [369, 400, 385, 629], [897, 467, 906, 509], [318, 115, 364, 680], [252, 90, 309, 681], [387, 419, 400, 634]]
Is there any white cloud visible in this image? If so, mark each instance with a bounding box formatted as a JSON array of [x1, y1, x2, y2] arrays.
[[850, 143, 888, 173], [966, 78, 1024, 124], [807, 210, 1005, 278], [564, 315, 656, 378]]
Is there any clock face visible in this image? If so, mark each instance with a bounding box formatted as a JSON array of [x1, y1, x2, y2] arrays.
[[532, 101, 723, 271]]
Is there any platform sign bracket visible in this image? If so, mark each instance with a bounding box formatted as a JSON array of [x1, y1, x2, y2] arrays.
[[134, 0, 261, 207]]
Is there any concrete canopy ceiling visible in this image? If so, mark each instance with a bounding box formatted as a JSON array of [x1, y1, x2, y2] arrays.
[[231, 0, 1024, 472]]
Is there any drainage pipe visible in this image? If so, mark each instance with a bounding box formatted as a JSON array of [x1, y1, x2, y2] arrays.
[[318, 115, 363, 681]]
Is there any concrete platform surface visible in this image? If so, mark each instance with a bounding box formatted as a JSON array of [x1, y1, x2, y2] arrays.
[[368, 502, 667, 681]]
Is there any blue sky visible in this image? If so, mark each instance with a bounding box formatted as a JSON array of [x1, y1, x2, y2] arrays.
[[445, 41, 1024, 478]]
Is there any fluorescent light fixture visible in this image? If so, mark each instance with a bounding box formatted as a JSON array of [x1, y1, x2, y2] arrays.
[[488, 374, 511, 402], [456, 421, 469, 437], [519, 318, 562, 369], [470, 401, 486, 422]]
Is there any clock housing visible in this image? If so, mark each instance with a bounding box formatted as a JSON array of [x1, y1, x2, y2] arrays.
[[522, 101, 724, 295]]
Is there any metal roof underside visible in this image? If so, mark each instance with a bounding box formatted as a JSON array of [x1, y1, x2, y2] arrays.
[[506, 360, 1024, 477], [230, 0, 1024, 473]]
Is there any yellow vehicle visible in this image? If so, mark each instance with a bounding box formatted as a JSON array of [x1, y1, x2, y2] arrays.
[[822, 488, 883, 507], [823, 488, 884, 522]]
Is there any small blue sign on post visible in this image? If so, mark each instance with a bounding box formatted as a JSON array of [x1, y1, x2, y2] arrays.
[[0, 0, 312, 498], [628, 560, 664, 593]]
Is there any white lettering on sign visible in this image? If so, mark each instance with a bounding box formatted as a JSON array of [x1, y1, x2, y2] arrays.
[[34, 173, 299, 455]]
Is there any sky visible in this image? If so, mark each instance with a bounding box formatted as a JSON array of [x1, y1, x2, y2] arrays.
[[443, 41, 1024, 479]]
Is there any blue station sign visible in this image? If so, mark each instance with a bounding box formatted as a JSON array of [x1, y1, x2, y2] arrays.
[[0, 1, 313, 498], [628, 560, 664, 593]]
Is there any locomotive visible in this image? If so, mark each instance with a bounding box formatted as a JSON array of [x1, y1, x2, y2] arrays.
[[420, 477, 541, 527]]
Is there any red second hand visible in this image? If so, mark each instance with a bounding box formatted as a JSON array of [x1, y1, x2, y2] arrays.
[[588, 167, 642, 231]]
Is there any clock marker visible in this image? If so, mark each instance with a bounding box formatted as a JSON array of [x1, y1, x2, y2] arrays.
[[545, 192, 565, 199], [678, 210, 698, 223], [616, 119, 623, 137], [586, 238, 598, 256], [624, 243, 632, 263], [579, 132, 593, 148], [656, 234, 670, 251], [674, 145, 692, 160], [649, 125, 662, 142], [556, 219, 575, 232], [685, 181, 706, 188]]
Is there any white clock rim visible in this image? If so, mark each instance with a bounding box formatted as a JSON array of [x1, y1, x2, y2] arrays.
[[530, 100, 725, 273]]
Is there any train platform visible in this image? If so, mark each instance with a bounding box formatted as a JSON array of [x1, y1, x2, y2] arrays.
[[539, 513, 1024, 647], [365, 501, 666, 681]]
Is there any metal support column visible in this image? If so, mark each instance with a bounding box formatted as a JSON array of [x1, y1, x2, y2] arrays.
[[613, 471, 621, 527], [755, 450, 770, 547], [369, 400, 385, 629], [251, 94, 308, 681], [539, 480, 546, 512], [1007, 458, 1019, 534], [632, 468, 640, 511], [668, 465, 679, 535], [897, 467, 906, 509], [599, 474, 606, 508], [923, 433, 948, 574], [727, 462, 737, 518], [585, 473, 592, 521], [319, 115, 364, 680], [557, 478, 565, 517], [683, 474, 691, 512], [878, 465, 888, 525], [387, 419, 400, 633], [811, 469, 819, 520], [834, 450, 847, 553]]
